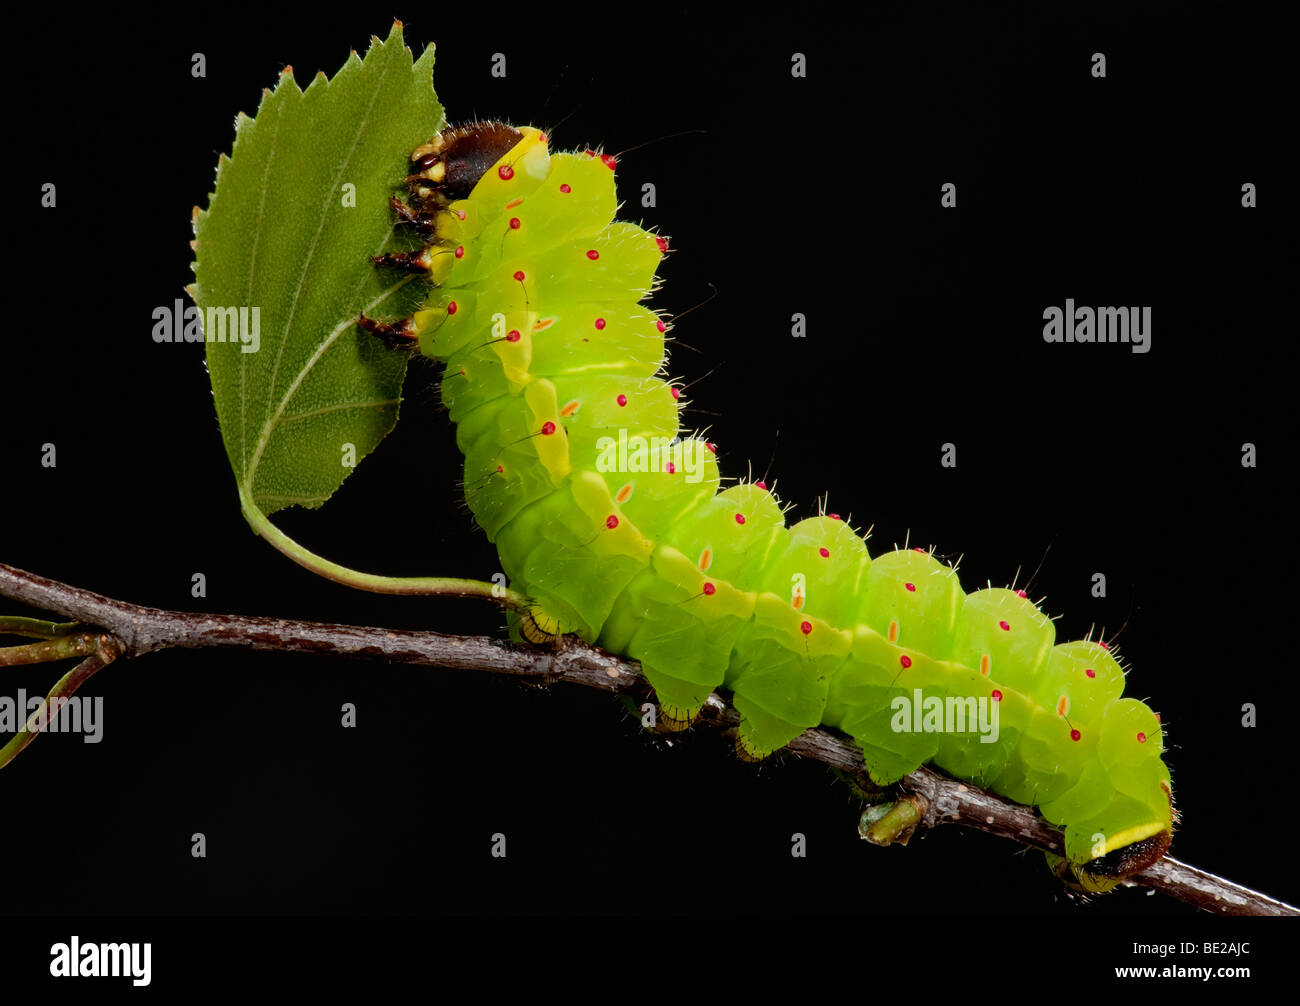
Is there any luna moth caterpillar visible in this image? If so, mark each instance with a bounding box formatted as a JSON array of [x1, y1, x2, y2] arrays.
[[355, 121, 1174, 893], [2, 15, 1291, 921]]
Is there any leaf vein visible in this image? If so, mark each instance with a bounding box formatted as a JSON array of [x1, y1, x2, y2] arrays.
[[241, 98, 285, 478], [278, 397, 401, 425]]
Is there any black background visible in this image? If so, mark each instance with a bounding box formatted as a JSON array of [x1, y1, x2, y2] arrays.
[[0, 0, 1293, 981]]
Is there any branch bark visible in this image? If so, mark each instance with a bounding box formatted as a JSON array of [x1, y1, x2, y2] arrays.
[[1, 560, 1294, 917]]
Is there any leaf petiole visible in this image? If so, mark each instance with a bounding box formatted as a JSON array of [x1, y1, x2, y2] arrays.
[[239, 489, 530, 611]]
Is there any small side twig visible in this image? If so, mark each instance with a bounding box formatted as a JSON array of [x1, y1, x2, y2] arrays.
[[0, 560, 1294, 916]]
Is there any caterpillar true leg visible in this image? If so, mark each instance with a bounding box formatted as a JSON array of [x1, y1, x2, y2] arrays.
[[356, 313, 418, 348], [386, 194, 439, 235], [370, 248, 437, 274]]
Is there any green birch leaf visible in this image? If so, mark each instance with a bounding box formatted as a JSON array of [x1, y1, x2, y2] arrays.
[[190, 22, 443, 521]]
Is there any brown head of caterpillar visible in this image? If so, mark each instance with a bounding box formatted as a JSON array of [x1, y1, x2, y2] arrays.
[[361, 121, 536, 336], [406, 121, 526, 205]]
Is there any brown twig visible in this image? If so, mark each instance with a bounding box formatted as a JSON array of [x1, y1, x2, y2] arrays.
[[1, 560, 1294, 916]]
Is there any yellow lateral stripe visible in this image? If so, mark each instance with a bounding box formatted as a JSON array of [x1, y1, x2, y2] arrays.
[[1093, 821, 1169, 859]]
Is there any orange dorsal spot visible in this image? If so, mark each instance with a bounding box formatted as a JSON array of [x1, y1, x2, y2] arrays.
[[559, 400, 580, 417], [534, 318, 554, 332], [698, 548, 712, 571], [615, 484, 633, 503], [887, 620, 900, 643], [1056, 696, 1069, 718], [979, 654, 991, 677], [792, 592, 805, 610], [504, 197, 524, 210]]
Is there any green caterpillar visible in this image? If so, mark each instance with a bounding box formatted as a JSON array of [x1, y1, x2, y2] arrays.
[[359, 121, 1174, 893]]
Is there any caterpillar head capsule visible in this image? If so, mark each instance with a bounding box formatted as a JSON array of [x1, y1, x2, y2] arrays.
[[406, 121, 545, 205]]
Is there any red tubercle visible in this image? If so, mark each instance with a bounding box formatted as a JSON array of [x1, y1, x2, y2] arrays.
[[606, 515, 619, 529], [540, 421, 556, 435], [1098, 640, 1110, 651], [702, 582, 716, 595], [513, 270, 526, 282], [655, 235, 669, 252], [1016, 589, 1027, 598], [656, 319, 667, 333], [559, 183, 572, 193], [455, 209, 466, 220], [584, 149, 597, 158], [899, 655, 912, 669], [819, 547, 830, 558], [991, 690, 1002, 702], [586, 249, 600, 260], [498, 164, 514, 180], [734, 514, 746, 525], [505, 330, 520, 342], [509, 217, 521, 229], [904, 582, 916, 592], [800, 621, 812, 635], [706, 442, 716, 454], [998, 620, 1011, 631], [1085, 668, 1096, 679], [616, 394, 628, 407], [1070, 729, 1081, 741], [601, 153, 617, 170], [913, 547, 925, 553], [755, 481, 767, 490], [1136, 732, 1147, 744], [667, 462, 676, 474], [447, 301, 457, 315], [496, 465, 503, 474], [828, 513, 841, 520], [594, 318, 606, 330], [670, 386, 681, 400], [454, 246, 464, 258]]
